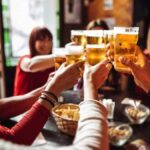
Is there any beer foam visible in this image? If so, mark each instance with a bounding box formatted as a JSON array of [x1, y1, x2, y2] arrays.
[[53, 48, 65, 53], [114, 27, 139, 35], [86, 44, 106, 49], [71, 30, 85, 35], [104, 30, 114, 36], [65, 43, 83, 54], [85, 30, 103, 37]]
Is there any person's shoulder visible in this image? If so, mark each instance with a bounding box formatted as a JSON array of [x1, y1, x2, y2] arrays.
[[19, 55, 31, 61]]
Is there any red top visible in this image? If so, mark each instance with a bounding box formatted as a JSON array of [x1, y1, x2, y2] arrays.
[[14, 55, 55, 96], [0, 102, 50, 145]]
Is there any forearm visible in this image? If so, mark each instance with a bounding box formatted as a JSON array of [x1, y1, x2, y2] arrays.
[[84, 82, 98, 100], [28, 55, 55, 72], [0, 86, 44, 119], [59, 100, 109, 150], [84, 79, 99, 100], [0, 101, 51, 145]]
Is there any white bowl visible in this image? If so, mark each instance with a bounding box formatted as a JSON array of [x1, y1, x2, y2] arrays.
[[125, 104, 150, 124]]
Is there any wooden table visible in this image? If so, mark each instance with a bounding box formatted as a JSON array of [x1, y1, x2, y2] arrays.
[[4, 90, 150, 149]]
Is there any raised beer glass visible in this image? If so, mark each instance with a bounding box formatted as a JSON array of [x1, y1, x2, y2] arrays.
[[71, 30, 86, 47], [86, 44, 106, 65], [65, 43, 85, 65], [53, 48, 66, 70], [114, 27, 139, 73]]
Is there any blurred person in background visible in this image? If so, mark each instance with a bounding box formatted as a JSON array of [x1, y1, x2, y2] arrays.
[[14, 26, 56, 96]]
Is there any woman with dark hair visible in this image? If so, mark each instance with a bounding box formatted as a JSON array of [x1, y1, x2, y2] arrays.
[[14, 27, 56, 96]]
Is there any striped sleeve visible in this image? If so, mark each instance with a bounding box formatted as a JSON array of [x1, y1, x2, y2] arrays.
[[58, 100, 109, 150]]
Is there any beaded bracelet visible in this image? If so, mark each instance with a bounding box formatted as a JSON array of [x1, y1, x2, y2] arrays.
[[39, 96, 54, 107], [41, 92, 58, 106], [42, 91, 58, 102]]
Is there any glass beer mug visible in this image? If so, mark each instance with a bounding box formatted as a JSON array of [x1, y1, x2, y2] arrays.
[[85, 30, 106, 65], [114, 27, 139, 73], [86, 44, 106, 65], [65, 43, 85, 64], [53, 48, 66, 70], [85, 30, 104, 44], [71, 30, 86, 47]]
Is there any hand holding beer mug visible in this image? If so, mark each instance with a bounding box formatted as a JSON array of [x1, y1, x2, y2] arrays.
[[53, 48, 66, 70], [113, 27, 139, 73]]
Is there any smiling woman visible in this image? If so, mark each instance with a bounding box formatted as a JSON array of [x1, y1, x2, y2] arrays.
[[13, 26, 56, 96]]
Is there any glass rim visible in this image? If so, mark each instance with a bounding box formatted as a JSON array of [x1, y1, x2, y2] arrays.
[[114, 27, 139, 34], [86, 43, 106, 48], [71, 30, 85, 35], [84, 30, 104, 37], [103, 30, 114, 35]]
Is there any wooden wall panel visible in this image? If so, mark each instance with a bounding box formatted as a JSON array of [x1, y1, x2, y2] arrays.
[[88, 0, 133, 26]]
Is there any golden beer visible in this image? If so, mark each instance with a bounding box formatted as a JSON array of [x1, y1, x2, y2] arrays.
[[114, 27, 139, 73], [85, 30, 104, 44], [71, 30, 86, 46], [54, 56, 66, 70], [66, 54, 84, 64], [53, 48, 66, 70], [65, 43, 84, 64], [86, 44, 106, 65]]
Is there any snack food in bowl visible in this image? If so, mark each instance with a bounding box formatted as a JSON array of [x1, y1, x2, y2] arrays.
[[125, 104, 150, 124], [52, 103, 79, 136], [108, 123, 132, 146]]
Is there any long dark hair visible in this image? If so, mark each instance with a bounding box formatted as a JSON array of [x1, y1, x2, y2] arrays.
[[29, 27, 53, 57]]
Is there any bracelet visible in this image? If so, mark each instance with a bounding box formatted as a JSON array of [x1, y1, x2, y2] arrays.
[[41, 92, 58, 106], [42, 91, 58, 102], [40, 96, 54, 107]]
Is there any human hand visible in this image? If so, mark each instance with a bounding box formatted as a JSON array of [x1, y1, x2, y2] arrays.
[[45, 61, 84, 96], [84, 59, 112, 89], [120, 46, 150, 93], [83, 59, 112, 100], [106, 43, 115, 62]]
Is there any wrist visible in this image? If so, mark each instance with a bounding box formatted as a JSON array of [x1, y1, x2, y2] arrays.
[[84, 81, 98, 100], [38, 99, 53, 112], [45, 77, 61, 96]]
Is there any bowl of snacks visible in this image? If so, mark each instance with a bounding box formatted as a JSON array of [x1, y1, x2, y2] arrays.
[[52, 103, 79, 136], [108, 123, 132, 146], [125, 104, 150, 124]]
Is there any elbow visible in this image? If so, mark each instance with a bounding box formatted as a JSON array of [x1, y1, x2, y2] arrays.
[[27, 64, 40, 73]]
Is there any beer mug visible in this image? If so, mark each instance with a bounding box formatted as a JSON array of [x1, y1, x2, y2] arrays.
[[85, 30, 104, 44], [53, 48, 66, 70], [114, 27, 139, 73], [65, 43, 85, 65], [71, 30, 86, 47], [86, 44, 106, 65]]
